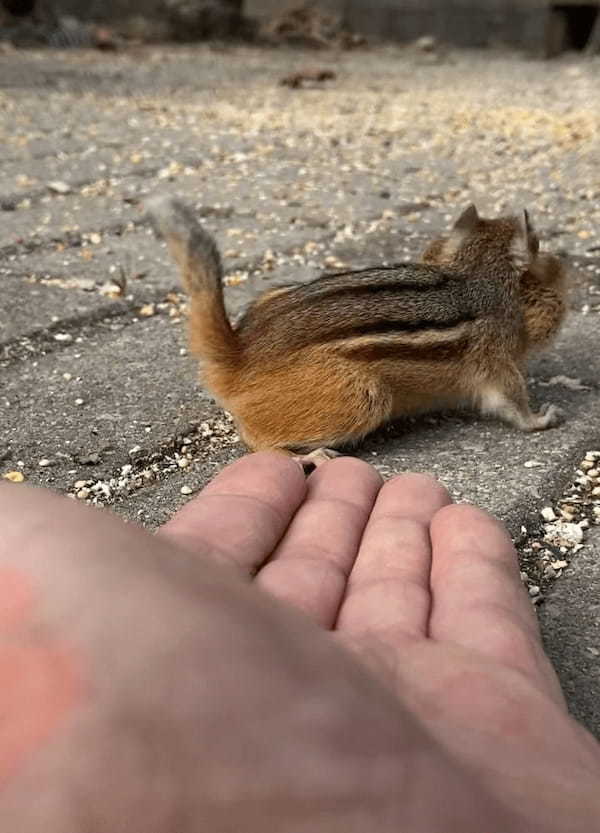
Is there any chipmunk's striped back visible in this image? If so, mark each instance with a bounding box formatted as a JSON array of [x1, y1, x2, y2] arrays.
[[236, 263, 514, 360]]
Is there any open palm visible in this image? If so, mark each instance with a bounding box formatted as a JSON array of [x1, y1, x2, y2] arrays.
[[161, 452, 600, 832]]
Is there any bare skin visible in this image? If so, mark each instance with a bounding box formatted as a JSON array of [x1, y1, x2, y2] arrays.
[[0, 453, 599, 831]]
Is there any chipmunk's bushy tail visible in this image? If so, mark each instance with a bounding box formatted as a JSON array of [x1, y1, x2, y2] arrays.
[[147, 196, 240, 372]]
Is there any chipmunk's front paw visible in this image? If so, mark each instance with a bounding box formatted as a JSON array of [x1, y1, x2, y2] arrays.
[[536, 403, 565, 429], [293, 448, 341, 475]]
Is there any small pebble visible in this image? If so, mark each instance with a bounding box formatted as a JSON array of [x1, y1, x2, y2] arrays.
[[78, 452, 100, 465], [180, 485, 193, 495], [47, 180, 71, 194], [540, 506, 556, 522], [545, 522, 585, 546], [54, 333, 73, 343], [38, 458, 52, 467]]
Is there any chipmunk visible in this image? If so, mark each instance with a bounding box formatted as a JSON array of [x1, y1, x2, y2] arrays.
[[147, 198, 567, 458]]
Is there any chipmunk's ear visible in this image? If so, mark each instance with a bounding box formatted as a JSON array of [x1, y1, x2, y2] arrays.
[[511, 209, 535, 272], [518, 208, 531, 239], [452, 204, 479, 232], [520, 208, 539, 254], [441, 204, 479, 260]]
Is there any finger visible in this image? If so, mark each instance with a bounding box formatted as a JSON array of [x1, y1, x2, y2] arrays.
[[256, 457, 382, 628], [336, 474, 451, 642], [429, 504, 565, 704], [157, 452, 307, 575]]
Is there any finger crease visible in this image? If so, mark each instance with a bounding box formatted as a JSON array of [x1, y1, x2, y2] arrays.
[[196, 492, 291, 532]]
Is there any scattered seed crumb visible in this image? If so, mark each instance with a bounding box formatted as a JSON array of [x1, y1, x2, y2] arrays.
[[517, 449, 600, 598], [224, 271, 249, 286], [2, 471, 25, 482], [139, 303, 156, 317], [99, 281, 123, 298]]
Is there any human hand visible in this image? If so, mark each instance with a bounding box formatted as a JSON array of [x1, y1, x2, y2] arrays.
[[1, 453, 599, 832], [161, 452, 600, 831]]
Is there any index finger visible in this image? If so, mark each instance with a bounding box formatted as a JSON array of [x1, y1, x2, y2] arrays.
[[428, 504, 565, 705], [157, 452, 307, 575]]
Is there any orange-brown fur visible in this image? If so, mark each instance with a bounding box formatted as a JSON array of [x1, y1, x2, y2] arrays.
[[148, 198, 568, 453], [422, 221, 568, 358], [519, 254, 568, 353]]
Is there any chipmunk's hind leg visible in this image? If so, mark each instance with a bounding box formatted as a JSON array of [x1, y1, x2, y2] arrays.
[[478, 364, 564, 431]]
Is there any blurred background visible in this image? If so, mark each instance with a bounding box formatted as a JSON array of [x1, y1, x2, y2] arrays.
[[1, 0, 599, 56]]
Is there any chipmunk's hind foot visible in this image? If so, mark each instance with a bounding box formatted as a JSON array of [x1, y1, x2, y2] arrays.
[[479, 371, 565, 433], [533, 402, 564, 430]]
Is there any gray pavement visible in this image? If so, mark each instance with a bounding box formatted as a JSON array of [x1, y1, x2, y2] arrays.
[[1, 43, 599, 733], [541, 526, 600, 732]]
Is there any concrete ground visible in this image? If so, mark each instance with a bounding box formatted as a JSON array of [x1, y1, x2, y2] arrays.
[[1, 42, 599, 732]]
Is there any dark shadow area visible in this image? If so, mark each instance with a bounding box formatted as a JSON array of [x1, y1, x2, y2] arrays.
[[547, 4, 599, 55]]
